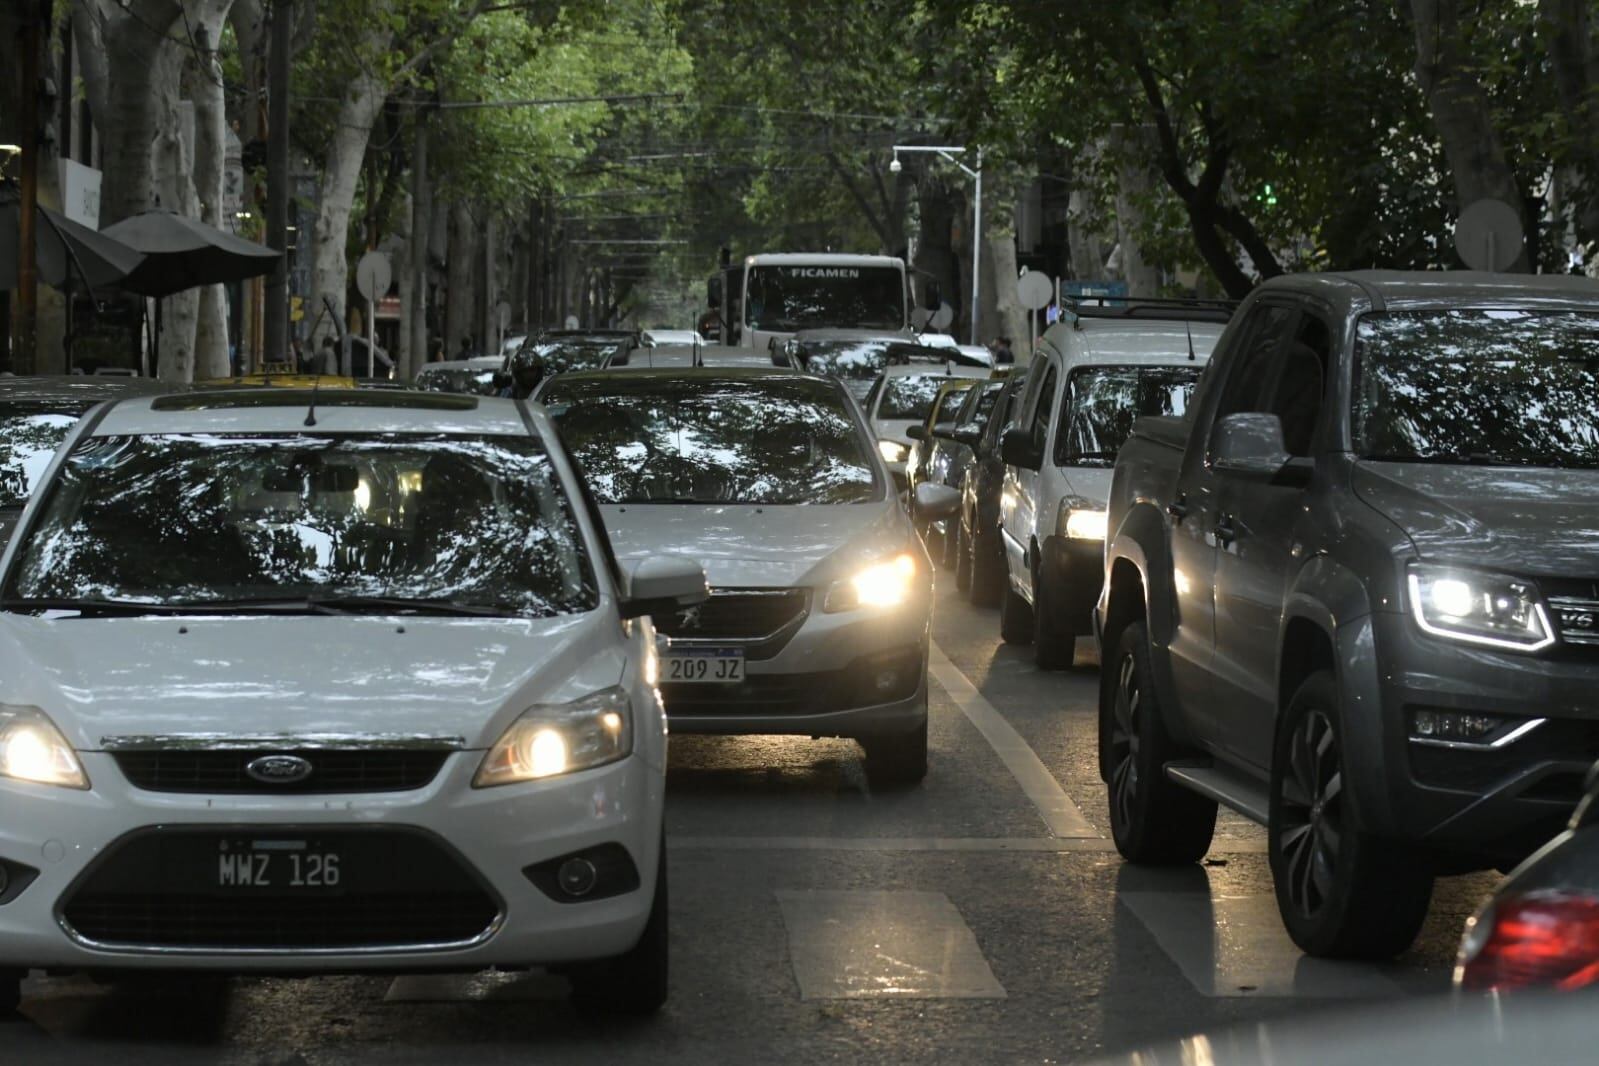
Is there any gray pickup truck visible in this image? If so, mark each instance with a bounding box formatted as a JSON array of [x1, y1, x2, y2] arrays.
[[1098, 270, 1599, 960]]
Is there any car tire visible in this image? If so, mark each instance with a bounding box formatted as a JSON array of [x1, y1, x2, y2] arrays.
[[1102, 621, 1217, 864], [953, 517, 974, 594], [863, 718, 929, 786], [969, 526, 1005, 608], [1269, 671, 1433, 959], [1032, 562, 1074, 670], [0, 969, 21, 1016], [999, 582, 1034, 644], [567, 835, 669, 1015]]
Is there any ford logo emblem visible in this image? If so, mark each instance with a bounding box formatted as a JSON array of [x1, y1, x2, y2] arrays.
[[246, 754, 313, 785]]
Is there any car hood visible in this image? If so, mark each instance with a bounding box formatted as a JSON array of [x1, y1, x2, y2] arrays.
[[602, 502, 907, 587], [0, 611, 622, 751], [1059, 466, 1114, 509], [1352, 461, 1599, 574]]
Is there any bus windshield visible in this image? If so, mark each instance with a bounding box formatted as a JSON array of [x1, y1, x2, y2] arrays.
[[744, 264, 905, 332]]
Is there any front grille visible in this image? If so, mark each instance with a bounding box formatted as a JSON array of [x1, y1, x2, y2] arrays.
[[61, 828, 499, 951], [656, 588, 810, 660], [113, 749, 450, 794], [662, 647, 922, 719], [1546, 594, 1599, 648]]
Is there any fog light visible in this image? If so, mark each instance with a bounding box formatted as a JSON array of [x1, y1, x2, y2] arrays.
[[1412, 710, 1503, 743], [557, 857, 599, 898]]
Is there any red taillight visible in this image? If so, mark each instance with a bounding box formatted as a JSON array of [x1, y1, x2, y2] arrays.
[[1457, 892, 1599, 992]]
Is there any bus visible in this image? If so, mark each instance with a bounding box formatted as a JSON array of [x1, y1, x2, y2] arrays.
[[705, 253, 911, 350]]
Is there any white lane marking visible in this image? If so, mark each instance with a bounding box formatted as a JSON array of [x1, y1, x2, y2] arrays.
[[1119, 891, 1407, 998], [673, 835, 1266, 853], [777, 889, 1006, 1000], [928, 642, 1099, 839]]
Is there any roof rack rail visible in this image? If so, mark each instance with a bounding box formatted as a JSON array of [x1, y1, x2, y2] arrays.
[[1061, 295, 1237, 326]]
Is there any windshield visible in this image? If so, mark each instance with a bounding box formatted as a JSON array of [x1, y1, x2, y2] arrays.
[[802, 339, 896, 381], [415, 367, 499, 396], [1355, 310, 1599, 466], [878, 374, 958, 421], [745, 265, 905, 332], [0, 409, 83, 509], [545, 378, 880, 505], [535, 341, 626, 374], [6, 434, 595, 616], [1055, 365, 1203, 466]]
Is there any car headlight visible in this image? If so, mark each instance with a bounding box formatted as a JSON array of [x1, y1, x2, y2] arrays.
[[1057, 501, 1107, 540], [824, 552, 919, 613], [474, 687, 633, 787], [878, 439, 909, 464], [0, 706, 89, 789], [1408, 564, 1554, 651]]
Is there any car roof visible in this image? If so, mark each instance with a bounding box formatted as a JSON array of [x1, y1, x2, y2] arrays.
[[0, 375, 175, 410], [93, 389, 533, 437], [613, 345, 786, 369], [418, 357, 502, 372], [1261, 269, 1599, 313], [539, 367, 845, 400], [880, 363, 990, 380], [1041, 318, 1225, 366]]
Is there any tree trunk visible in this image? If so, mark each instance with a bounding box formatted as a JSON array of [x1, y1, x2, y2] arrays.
[[1113, 126, 1161, 295], [228, 0, 267, 142], [188, 6, 234, 379], [979, 173, 1029, 360], [1409, 0, 1528, 269], [445, 201, 477, 354], [1539, 0, 1599, 242], [81, 0, 184, 227], [306, 52, 389, 353], [152, 84, 200, 382]]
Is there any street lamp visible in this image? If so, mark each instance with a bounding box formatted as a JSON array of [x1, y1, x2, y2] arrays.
[[889, 144, 983, 344]]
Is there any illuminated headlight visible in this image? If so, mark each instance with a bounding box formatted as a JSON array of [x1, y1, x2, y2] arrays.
[[474, 688, 632, 787], [878, 439, 909, 464], [1408, 564, 1554, 651], [824, 553, 918, 613], [1063, 508, 1108, 540], [0, 706, 89, 789]]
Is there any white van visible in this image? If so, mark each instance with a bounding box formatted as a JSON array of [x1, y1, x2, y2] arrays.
[[996, 300, 1230, 667]]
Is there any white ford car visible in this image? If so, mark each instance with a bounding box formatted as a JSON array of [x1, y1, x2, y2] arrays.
[[0, 388, 706, 1015], [541, 368, 959, 785]]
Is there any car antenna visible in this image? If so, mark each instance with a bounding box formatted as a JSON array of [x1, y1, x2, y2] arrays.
[[304, 375, 320, 427], [1185, 319, 1197, 361]]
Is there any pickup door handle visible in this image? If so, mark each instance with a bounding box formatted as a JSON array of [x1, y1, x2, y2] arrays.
[[1166, 495, 1189, 522], [1213, 515, 1237, 546]]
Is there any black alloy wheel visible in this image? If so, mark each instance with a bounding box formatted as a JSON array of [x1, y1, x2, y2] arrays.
[[1276, 706, 1341, 922]]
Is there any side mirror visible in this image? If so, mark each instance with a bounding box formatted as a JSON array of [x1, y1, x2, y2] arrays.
[[912, 482, 960, 522], [931, 420, 958, 440], [905, 424, 927, 442], [492, 370, 513, 390], [1000, 427, 1042, 470], [1212, 413, 1309, 485], [621, 555, 710, 620], [952, 423, 983, 445]]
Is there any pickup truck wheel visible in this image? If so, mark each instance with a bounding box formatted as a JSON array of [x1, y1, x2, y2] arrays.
[[1269, 671, 1433, 959], [999, 584, 1034, 644], [954, 518, 974, 594], [1032, 563, 1073, 670], [568, 835, 669, 1014], [1103, 622, 1216, 864], [969, 526, 1005, 607]]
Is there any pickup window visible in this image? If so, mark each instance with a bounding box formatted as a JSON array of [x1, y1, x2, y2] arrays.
[[1213, 306, 1330, 456], [1054, 365, 1203, 466], [1354, 309, 1599, 467]]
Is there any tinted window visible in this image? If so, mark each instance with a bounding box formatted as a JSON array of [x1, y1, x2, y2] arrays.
[[545, 378, 880, 505], [879, 374, 951, 421], [932, 384, 973, 423], [1054, 366, 1204, 466], [1354, 310, 1599, 466], [1215, 305, 1296, 419], [415, 367, 499, 396], [534, 342, 625, 374], [8, 434, 595, 616], [745, 266, 904, 332], [0, 409, 82, 509]]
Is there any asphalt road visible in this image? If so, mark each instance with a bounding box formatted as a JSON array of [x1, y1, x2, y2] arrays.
[[9, 576, 1500, 1065]]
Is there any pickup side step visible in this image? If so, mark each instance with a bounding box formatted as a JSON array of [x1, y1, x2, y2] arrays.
[[1165, 761, 1271, 825]]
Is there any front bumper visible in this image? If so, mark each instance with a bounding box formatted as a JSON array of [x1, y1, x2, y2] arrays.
[[0, 752, 662, 972], [1341, 611, 1599, 864], [663, 600, 931, 738]]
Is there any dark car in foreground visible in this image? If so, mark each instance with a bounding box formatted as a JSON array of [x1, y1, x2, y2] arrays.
[[0, 375, 174, 541], [1098, 270, 1599, 959]]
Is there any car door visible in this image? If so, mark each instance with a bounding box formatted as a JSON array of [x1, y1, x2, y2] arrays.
[[1165, 305, 1299, 742], [1001, 360, 1059, 603], [1210, 307, 1332, 771]]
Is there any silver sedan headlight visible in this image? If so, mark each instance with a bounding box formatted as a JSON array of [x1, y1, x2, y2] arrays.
[[823, 552, 919, 613], [0, 705, 90, 790], [1407, 564, 1554, 651], [474, 687, 633, 787]]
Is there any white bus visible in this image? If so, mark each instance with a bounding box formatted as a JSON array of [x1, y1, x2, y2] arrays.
[[707, 253, 910, 350]]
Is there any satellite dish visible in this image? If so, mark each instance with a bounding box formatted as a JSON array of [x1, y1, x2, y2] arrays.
[[1017, 271, 1054, 310], [931, 302, 954, 331], [1455, 199, 1523, 272], [910, 306, 934, 330]]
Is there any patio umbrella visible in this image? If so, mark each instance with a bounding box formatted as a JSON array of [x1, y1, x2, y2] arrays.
[[104, 209, 279, 297], [0, 198, 145, 291]]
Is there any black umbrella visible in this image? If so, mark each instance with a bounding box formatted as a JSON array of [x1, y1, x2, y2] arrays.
[[103, 209, 279, 297], [0, 197, 145, 291]]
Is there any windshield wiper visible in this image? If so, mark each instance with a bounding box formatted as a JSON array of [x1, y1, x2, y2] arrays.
[[0, 598, 205, 617], [3, 595, 520, 618], [1363, 452, 1516, 466], [303, 595, 514, 617]]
